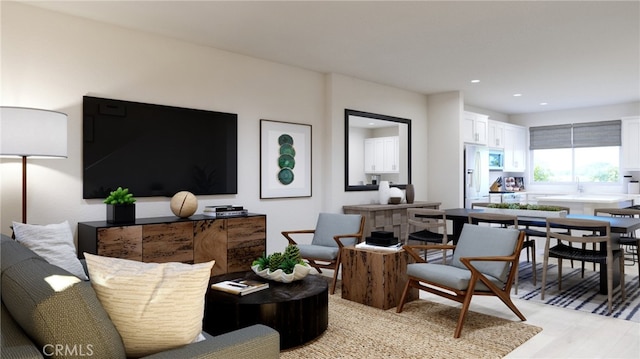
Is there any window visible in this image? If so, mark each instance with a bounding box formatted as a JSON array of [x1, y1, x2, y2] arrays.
[[530, 121, 621, 183]]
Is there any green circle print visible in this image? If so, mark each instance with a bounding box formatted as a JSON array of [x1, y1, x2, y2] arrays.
[[278, 134, 294, 146], [278, 168, 294, 185], [279, 143, 296, 157], [278, 154, 295, 169]]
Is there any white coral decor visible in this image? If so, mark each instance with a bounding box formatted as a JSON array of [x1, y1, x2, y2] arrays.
[[251, 263, 311, 283]]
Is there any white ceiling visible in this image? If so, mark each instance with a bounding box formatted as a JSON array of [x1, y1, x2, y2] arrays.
[[20, 1, 640, 115]]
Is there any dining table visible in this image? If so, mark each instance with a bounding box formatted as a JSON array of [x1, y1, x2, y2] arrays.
[[443, 208, 640, 294]]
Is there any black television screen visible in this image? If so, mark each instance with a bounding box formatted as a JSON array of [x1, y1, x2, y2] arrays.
[[83, 96, 237, 199]]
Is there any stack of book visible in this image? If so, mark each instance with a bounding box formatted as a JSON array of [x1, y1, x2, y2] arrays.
[[203, 205, 248, 217], [365, 231, 398, 246], [210, 278, 269, 296]]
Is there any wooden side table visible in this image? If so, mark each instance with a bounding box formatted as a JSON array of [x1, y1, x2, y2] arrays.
[[340, 246, 418, 309]]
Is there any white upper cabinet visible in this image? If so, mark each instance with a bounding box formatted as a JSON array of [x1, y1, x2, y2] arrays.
[[622, 117, 640, 170], [503, 123, 527, 172], [462, 111, 488, 145], [488, 120, 505, 149], [364, 136, 399, 173]]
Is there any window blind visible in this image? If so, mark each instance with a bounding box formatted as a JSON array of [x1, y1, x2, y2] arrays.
[[572, 120, 621, 148], [529, 124, 572, 149], [529, 120, 621, 150]]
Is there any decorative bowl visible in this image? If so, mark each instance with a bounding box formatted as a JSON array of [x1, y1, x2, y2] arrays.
[[388, 197, 402, 204], [251, 263, 311, 283]]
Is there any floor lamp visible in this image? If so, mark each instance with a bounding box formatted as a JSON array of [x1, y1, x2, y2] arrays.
[[1, 107, 68, 224]]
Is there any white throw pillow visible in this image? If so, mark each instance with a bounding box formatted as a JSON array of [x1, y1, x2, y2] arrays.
[[84, 253, 215, 358], [12, 221, 89, 280]]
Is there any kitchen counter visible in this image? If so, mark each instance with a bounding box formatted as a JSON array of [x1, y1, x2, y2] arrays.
[[537, 194, 640, 214]]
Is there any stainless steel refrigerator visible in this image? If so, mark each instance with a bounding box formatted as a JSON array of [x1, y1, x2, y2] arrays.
[[464, 144, 489, 208]]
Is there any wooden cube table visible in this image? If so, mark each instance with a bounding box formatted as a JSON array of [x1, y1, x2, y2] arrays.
[[341, 246, 418, 309]]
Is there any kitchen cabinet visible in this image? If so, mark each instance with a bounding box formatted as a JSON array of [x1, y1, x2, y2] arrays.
[[488, 120, 505, 149], [364, 136, 399, 173], [78, 214, 266, 276], [503, 123, 527, 172], [622, 117, 640, 170], [462, 112, 488, 145]]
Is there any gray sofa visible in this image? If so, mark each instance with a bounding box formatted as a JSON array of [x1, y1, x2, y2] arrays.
[[0, 235, 280, 359]]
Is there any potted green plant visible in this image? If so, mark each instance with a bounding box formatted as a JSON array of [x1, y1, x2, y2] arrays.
[[251, 245, 310, 283], [480, 203, 568, 218], [104, 187, 136, 224]]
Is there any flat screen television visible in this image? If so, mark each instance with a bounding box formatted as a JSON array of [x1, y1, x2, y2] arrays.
[[83, 96, 237, 199]]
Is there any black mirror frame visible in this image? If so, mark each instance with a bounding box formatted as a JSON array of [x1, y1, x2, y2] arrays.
[[344, 109, 411, 191]]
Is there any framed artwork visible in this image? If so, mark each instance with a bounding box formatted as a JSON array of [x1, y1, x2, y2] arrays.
[[260, 119, 312, 198]]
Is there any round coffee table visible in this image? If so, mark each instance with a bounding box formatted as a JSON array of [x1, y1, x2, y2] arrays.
[[204, 272, 328, 349]]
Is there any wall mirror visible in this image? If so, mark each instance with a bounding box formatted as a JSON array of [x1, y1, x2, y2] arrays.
[[345, 109, 411, 191]]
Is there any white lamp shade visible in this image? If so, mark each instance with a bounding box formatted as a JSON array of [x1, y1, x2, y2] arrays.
[[1, 107, 68, 158]]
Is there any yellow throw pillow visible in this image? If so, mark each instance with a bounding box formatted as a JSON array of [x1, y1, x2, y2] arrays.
[[84, 253, 214, 357]]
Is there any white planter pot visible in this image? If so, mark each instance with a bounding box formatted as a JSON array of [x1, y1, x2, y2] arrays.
[[378, 181, 390, 204], [251, 263, 311, 283]]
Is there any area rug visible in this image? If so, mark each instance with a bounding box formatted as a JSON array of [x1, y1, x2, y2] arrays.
[[515, 261, 640, 322], [280, 292, 541, 358]]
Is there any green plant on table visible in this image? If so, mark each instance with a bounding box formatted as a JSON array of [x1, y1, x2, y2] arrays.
[[253, 245, 307, 274], [486, 203, 564, 211], [103, 187, 136, 205]]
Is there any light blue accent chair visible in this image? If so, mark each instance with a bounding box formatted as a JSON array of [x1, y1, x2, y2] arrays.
[[282, 213, 365, 294], [397, 223, 526, 338]]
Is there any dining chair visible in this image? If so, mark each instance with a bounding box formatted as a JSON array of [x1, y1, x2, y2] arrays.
[[594, 207, 640, 287], [406, 209, 448, 262], [521, 206, 572, 277], [541, 217, 626, 314], [281, 213, 365, 295], [467, 213, 528, 294], [397, 223, 526, 338]]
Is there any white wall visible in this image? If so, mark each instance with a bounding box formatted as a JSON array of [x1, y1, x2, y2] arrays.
[[0, 2, 328, 252], [0, 3, 434, 253], [325, 74, 430, 212], [510, 102, 640, 127], [427, 91, 464, 209]]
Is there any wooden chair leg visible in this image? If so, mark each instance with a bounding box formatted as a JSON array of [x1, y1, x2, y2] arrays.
[[541, 250, 549, 300], [620, 254, 626, 300], [514, 265, 519, 295], [531, 241, 537, 285], [558, 258, 563, 291], [454, 291, 474, 338], [493, 288, 526, 321], [607, 256, 613, 314], [330, 255, 342, 295], [396, 279, 412, 313], [636, 243, 640, 288]]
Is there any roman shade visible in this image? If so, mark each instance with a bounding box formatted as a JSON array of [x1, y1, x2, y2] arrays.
[[530, 120, 621, 150]]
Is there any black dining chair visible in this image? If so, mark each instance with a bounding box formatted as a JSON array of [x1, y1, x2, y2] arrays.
[[594, 208, 640, 287], [541, 217, 626, 314]]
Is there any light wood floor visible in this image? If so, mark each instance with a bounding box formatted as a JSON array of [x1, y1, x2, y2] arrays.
[[419, 287, 639, 358]]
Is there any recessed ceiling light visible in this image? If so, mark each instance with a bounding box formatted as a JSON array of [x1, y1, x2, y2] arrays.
[[513, 93, 522, 97], [471, 79, 480, 83], [368, 122, 375, 126], [540, 102, 548, 106]]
